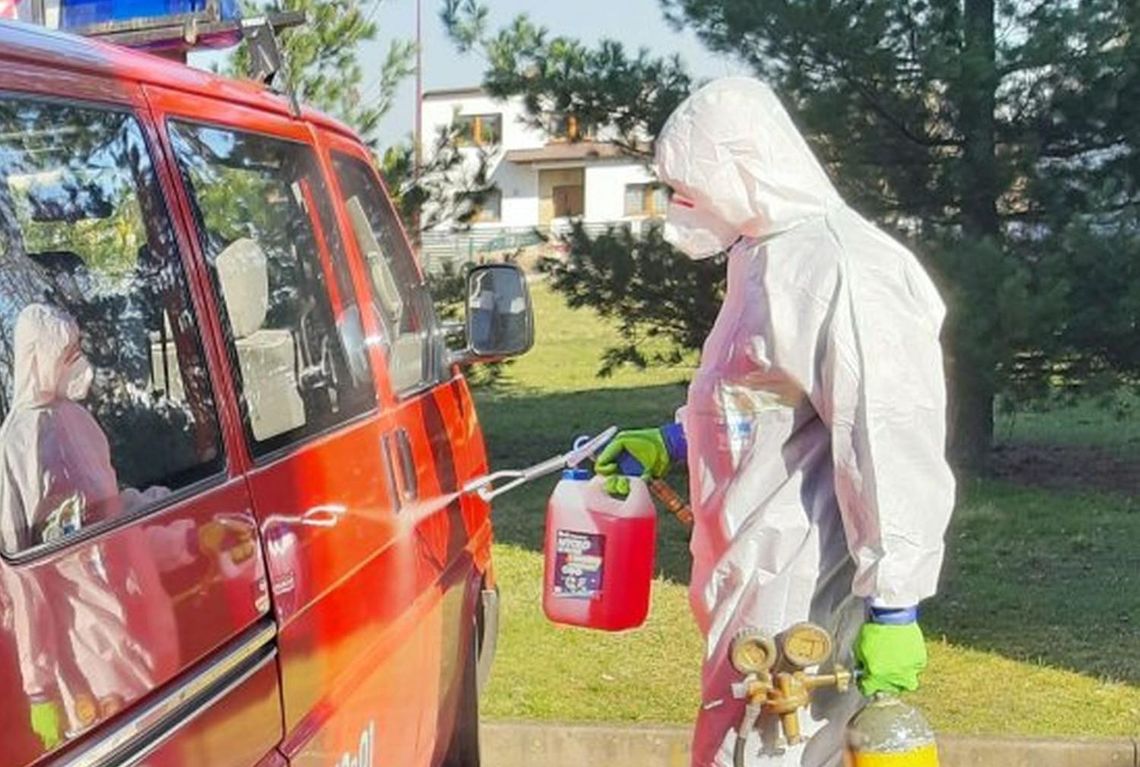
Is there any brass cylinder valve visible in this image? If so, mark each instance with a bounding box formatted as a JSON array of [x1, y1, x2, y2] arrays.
[[730, 622, 851, 746]]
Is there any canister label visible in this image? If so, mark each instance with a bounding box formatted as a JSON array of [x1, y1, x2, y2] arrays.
[[553, 529, 605, 599]]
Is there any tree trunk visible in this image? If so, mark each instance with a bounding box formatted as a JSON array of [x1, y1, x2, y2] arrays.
[[951, 0, 1000, 472], [960, 0, 1000, 240], [946, 354, 995, 475]]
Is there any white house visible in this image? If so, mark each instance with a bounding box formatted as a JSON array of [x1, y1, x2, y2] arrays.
[[419, 87, 666, 266]]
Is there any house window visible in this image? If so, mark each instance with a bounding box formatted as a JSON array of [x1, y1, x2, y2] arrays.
[[624, 184, 670, 217], [455, 113, 502, 147], [470, 188, 502, 223], [548, 114, 589, 142]]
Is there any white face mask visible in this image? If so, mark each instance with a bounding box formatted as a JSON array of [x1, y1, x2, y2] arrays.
[[62, 355, 94, 401], [663, 197, 741, 260]]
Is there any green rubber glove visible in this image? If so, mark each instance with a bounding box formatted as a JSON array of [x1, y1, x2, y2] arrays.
[[854, 622, 927, 696], [30, 700, 63, 750], [595, 428, 670, 497], [600, 475, 633, 497]]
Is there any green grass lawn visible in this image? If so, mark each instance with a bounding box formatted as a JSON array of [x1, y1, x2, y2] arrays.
[[997, 390, 1140, 454], [476, 283, 1140, 736]]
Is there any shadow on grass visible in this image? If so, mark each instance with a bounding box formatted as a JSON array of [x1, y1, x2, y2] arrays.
[[478, 384, 1140, 685]]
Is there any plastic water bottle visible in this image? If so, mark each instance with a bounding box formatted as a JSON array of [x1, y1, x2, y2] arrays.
[[543, 468, 657, 631]]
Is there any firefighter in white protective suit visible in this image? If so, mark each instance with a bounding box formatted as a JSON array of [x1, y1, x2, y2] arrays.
[[596, 78, 956, 766]]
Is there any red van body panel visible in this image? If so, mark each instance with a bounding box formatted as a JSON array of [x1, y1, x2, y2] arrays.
[[97, 656, 284, 767], [0, 18, 496, 767], [309, 126, 496, 759], [0, 28, 277, 767], [0, 484, 271, 767]]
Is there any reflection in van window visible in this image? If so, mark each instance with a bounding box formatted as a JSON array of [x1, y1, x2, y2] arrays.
[[0, 99, 224, 553], [331, 153, 440, 395], [168, 122, 375, 456]]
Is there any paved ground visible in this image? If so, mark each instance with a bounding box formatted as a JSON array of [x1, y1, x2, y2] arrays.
[[482, 721, 1139, 767]]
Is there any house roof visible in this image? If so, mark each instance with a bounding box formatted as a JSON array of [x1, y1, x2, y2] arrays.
[[423, 86, 487, 100], [504, 142, 635, 164]]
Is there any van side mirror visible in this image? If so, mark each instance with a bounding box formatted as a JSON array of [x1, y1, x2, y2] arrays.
[[449, 264, 534, 366]]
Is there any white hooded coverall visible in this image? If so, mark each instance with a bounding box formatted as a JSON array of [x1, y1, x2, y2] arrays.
[[654, 78, 955, 766]]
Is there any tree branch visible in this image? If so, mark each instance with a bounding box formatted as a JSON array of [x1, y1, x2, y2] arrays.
[[844, 75, 964, 148]]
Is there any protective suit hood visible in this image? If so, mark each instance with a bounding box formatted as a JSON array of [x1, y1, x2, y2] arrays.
[[12, 303, 91, 409], [655, 77, 841, 257]]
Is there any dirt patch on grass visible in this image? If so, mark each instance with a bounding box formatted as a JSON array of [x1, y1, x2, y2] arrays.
[[992, 442, 1140, 495]]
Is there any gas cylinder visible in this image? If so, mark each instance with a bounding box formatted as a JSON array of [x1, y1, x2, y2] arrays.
[[542, 468, 656, 631], [845, 694, 940, 766]]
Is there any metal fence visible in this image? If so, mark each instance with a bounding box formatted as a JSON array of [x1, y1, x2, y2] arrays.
[[418, 219, 662, 274], [419, 227, 546, 273]]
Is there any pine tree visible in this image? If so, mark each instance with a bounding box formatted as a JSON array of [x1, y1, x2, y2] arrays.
[[444, 0, 1140, 469]]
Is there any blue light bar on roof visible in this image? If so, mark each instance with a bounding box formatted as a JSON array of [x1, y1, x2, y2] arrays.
[[3, 0, 244, 51], [59, 0, 239, 28]]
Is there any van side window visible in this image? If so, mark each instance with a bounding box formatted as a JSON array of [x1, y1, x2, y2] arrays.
[[168, 122, 375, 457], [330, 153, 441, 396], [0, 98, 224, 554]]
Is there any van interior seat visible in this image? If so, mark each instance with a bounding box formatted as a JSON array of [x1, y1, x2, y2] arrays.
[[214, 237, 306, 441]]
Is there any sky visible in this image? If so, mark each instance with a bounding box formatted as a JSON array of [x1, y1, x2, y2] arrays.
[[194, 0, 747, 148]]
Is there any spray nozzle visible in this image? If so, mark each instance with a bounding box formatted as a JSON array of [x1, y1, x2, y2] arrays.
[[568, 427, 619, 467]]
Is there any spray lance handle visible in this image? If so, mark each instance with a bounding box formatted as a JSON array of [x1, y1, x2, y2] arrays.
[[614, 450, 646, 477], [609, 443, 694, 529]]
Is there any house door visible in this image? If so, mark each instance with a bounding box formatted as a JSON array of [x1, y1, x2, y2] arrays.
[[538, 168, 585, 226]]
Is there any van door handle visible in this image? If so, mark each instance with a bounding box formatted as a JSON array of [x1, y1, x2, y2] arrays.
[[395, 429, 419, 503], [300, 504, 347, 527], [265, 504, 347, 529], [382, 433, 403, 512]]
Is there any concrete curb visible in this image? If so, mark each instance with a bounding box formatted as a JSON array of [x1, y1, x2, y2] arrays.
[[481, 721, 1139, 767]]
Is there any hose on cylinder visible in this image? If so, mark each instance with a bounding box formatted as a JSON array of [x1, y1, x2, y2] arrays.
[[733, 701, 763, 767]]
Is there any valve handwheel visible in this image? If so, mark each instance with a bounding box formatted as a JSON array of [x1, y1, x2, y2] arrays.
[[730, 631, 778, 675], [782, 622, 833, 669]]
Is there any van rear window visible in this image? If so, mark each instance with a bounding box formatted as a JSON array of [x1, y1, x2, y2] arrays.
[[0, 98, 225, 554], [168, 121, 376, 458]]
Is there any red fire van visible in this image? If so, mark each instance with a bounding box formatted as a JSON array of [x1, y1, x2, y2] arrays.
[[0, 14, 531, 767]]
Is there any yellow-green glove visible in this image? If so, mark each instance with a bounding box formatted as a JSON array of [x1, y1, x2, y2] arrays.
[[595, 428, 672, 497], [855, 620, 927, 696], [30, 699, 63, 750]]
